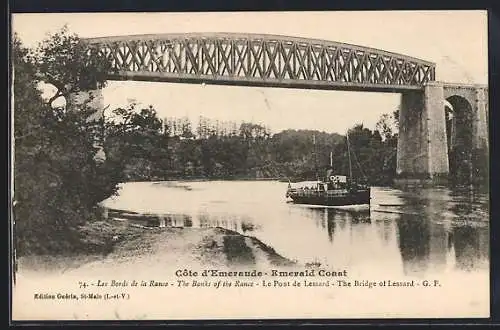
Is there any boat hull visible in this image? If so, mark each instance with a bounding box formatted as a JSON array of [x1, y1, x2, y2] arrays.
[[288, 189, 370, 206]]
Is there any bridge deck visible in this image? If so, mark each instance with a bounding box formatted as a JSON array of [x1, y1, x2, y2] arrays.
[[108, 71, 425, 93]]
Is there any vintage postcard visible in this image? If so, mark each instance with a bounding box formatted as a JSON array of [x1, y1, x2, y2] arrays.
[[10, 10, 489, 321]]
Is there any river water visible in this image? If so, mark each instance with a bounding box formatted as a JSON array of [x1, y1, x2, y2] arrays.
[[102, 181, 489, 279], [13, 180, 490, 320]]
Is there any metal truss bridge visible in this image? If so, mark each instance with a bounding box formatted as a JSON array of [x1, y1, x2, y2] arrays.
[[85, 33, 436, 92]]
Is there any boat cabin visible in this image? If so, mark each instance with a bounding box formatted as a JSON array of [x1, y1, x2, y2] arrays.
[[327, 175, 347, 190]]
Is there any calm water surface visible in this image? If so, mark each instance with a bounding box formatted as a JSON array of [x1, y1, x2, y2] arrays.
[[102, 181, 489, 278]]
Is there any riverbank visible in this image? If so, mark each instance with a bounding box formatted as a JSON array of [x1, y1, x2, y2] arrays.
[[16, 219, 296, 276]]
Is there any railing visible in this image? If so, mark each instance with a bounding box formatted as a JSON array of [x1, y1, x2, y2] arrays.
[[288, 189, 351, 198]]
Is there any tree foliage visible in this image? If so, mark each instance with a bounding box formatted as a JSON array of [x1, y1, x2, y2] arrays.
[[103, 105, 402, 185], [13, 29, 119, 256], [33, 25, 115, 107]]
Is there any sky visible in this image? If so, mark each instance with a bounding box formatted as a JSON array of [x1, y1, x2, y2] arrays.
[[12, 11, 488, 134]]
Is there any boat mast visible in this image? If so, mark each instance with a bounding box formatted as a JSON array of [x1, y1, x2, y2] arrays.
[[313, 134, 318, 180], [347, 131, 353, 178]]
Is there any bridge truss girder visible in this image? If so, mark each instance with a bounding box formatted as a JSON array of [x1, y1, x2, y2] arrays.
[[86, 33, 436, 92]]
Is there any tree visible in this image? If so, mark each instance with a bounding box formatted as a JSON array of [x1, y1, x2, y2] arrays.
[[33, 25, 115, 108], [105, 103, 169, 180], [13, 29, 119, 256], [393, 108, 400, 129], [375, 111, 398, 141]]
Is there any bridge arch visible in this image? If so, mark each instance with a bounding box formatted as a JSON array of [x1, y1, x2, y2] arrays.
[[440, 83, 488, 185], [444, 94, 474, 182]]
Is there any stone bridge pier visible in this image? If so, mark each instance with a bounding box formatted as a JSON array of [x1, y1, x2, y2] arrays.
[[396, 82, 488, 187]]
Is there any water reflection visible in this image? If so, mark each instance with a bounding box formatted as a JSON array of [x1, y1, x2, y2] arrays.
[[158, 198, 487, 275], [159, 214, 193, 228], [327, 214, 335, 242], [393, 189, 488, 275], [198, 212, 258, 233], [451, 226, 489, 271], [105, 182, 489, 276], [287, 188, 488, 275], [136, 212, 260, 234], [397, 210, 432, 275]]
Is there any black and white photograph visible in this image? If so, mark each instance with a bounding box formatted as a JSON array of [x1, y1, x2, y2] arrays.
[[11, 10, 489, 320]]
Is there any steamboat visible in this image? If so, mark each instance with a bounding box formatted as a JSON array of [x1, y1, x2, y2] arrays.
[[285, 132, 371, 207]]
